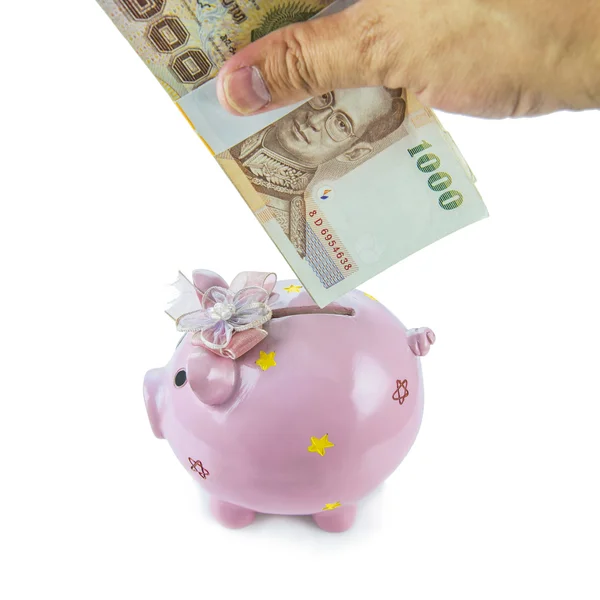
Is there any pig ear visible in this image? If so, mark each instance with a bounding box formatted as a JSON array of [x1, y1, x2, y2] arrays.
[[192, 270, 228, 301], [187, 347, 238, 406]]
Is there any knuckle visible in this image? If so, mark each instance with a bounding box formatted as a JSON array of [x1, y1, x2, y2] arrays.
[[356, 12, 400, 87], [357, 14, 384, 56], [264, 25, 322, 96]]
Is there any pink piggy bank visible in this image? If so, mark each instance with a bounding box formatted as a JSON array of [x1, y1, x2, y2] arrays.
[[144, 269, 435, 532]]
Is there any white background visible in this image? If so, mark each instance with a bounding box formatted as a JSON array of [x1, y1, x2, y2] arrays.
[[1, 1, 599, 599]]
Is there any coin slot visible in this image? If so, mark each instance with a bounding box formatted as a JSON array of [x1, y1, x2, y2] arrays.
[[271, 305, 355, 318]]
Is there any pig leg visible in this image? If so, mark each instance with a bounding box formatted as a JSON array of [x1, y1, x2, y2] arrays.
[[312, 504, 357, 533], [210, 497, 256, 529]]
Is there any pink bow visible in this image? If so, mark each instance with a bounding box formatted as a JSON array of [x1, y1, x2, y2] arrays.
[[174, 271, 277, 360]]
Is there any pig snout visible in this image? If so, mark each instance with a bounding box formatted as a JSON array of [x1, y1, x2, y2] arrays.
[[187, 348, 238, 407], [143, 368, 165, 439]]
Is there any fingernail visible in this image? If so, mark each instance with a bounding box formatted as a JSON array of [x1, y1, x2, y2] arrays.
[[223, 66, 271, 115]]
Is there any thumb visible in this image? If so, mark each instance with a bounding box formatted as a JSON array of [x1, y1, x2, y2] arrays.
[[216, 2, 389, 115]]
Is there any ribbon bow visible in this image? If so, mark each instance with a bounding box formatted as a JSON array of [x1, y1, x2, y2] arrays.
[[166, 271, 277, 360]]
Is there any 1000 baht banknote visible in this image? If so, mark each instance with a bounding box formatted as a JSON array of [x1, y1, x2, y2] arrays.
[[97, 0, 334, 100], [194, 86, 488, 306]]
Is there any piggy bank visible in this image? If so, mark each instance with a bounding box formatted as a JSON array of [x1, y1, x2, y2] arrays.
[[144, 270, 435, 532]]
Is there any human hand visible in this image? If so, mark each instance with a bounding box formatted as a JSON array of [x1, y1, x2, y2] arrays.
[[216, 0, 600, 118]]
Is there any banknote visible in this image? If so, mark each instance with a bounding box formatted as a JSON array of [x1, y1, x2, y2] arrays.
[[97, 0, 334, 100], [198, 86, 488, 306], [98, 0, 488, 306]]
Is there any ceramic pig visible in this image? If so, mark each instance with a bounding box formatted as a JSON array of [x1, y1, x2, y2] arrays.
[[144, 270, 435, 532]]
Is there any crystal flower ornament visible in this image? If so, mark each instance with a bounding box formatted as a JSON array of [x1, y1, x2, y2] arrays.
[[176, 285, 272, 350]]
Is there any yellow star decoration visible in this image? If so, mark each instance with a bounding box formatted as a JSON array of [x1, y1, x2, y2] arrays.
[[284, 284, 303, 293], [322, 502, 342, 511], [307, 434, 335, 457], [256, 351, 277, 371], [363, 292, 378, 301]]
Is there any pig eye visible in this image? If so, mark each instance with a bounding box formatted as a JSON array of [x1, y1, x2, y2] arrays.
[[174, 369, 187, 387]]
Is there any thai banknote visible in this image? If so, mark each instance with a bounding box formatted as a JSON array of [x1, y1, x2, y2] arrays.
[[181, 82, 488, 306], [97, 0, 334, 100], [98, 0, 488, 306]]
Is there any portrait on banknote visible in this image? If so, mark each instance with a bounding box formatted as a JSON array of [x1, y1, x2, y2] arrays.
[[228, 87, 407, 258]]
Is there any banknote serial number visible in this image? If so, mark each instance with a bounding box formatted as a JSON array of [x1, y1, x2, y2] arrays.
[[220, 34, 236, 55], [407, 141, 464, 210], [308, 211, 353, 271]]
